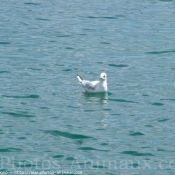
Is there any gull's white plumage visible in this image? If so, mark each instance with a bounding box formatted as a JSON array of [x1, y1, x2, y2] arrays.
[[77, 73, 108, 93]]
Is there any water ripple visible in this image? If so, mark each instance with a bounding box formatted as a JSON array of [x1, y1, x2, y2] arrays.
[[109, 98, 137, 103], [2, 112, 35, 118], [0, 148, 23, 152], [78, 147, 108, 152], [146, 50, 175, 54], [52, 155, 64, 159], [121, 151, 154, 156], [129, 131, 145, 136], [44, 130, 93, 139], [108, 64, 128, 68], [151, 102, 164, 106], [0, 42, 11, 45], [2, 95, 39, 99], [24, 2, 40, 5]]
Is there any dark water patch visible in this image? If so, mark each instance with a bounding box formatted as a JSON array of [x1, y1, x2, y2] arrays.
[[142, 94, 149, 97], [129, 131, 144, 136], [65, 47, 74, 50], [2, 94, 39, 99], [100, 42, 110, 45], [78, 33, 86, 36], [52, 155, 64, 159], [129, 163, 139, 168], [2, 112, 35, 118], [0, 42, 11, 45], [96, 128, 105, 131], [30, 120, 36, 123], [88, 16, 118, 20], [40, 107, 49, 109], [76, 140, 83, 145], [66, 156, 75, 161], [146, 50, 175, 54], [158, 118, 168, 122], [62, 69, 72, 72], [141, 146, 152, 149], [103, 108, 111, 111], [152, 102, 164, 106], [44, 130, 92, 139], [3, 125, 13, 128], [36, 18, 50, 21], [84, 109, 98, 112], [18, 137, 26, 140], [67, 105, 79, 109], [0, 148, 22, 152], [109, 98, 137, 103], [15, 161, 36, 168], [92, 165, 107, 169], [100, 142, 109, 146], [0, 71, 10, 74], [82, 28, 96, 31], [78, 147, 108, 152], [161, 98, 175, 101], [24, 2, 40, 5], [121, 151, 154, 156], [108, 64, 128, 68], [0, 129, 4, 135], [157, 148, 165, 151], [157, 148, 175, 152], [97, 61, 103, 64], [108, 92, 113, 96], [21, 102, 27, 105], [145, 124, 153, 127], [83, 92, 108, 97]]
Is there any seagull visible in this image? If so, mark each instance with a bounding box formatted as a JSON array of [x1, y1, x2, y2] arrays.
[[77, 72, 108, 93]]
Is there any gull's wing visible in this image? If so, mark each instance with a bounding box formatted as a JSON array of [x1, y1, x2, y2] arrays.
[[82, 80, 98, 90]]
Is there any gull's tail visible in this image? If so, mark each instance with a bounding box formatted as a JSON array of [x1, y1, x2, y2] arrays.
[[77, 74, 83, 83]]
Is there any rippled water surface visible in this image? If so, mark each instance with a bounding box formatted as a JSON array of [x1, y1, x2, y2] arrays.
[[1, 0, 175, 174]]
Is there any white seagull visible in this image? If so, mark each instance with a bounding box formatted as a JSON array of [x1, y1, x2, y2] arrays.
[[77, 72, 108, 93]]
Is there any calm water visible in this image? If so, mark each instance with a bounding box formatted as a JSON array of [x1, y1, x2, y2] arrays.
[[0, 0, 175, 174]]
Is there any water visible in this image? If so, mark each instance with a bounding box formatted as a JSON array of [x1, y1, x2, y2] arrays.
[[0, 0, 175, 174]]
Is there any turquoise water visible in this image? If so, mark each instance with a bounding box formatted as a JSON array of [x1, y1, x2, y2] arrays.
[[1, 0, 175, 174]]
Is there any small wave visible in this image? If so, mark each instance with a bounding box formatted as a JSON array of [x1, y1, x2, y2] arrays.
[[44, 130, 93, 139], [109, 98, 137, 103], [108, 64, 128, 68], [0, 148, 22, 152], [0, 71, 10, 74], [2, 112, 35, 118], [2, 95, 39, 99], [24, 2, 40, 5], [0, 42, 11, 45], [160, 98, 175, 101], [146, 50, 175, 54], [129, 131, 145, 136], [52, 155, 64, 159], [78, 147, 108, 152], [151, 102, 164, 106], [121, 151, 154, 156]]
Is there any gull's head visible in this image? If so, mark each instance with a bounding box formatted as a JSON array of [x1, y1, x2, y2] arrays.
[[100, 72, 107, 81]]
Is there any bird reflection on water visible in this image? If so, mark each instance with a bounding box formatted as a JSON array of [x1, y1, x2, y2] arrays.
[[82, 92, 108, 104]]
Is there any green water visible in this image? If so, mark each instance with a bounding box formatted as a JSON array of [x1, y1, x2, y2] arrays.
[[0, 0, 175, 174]]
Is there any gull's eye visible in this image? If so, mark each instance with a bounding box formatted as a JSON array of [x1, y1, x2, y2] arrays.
[[103, 75, 105, 78]]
